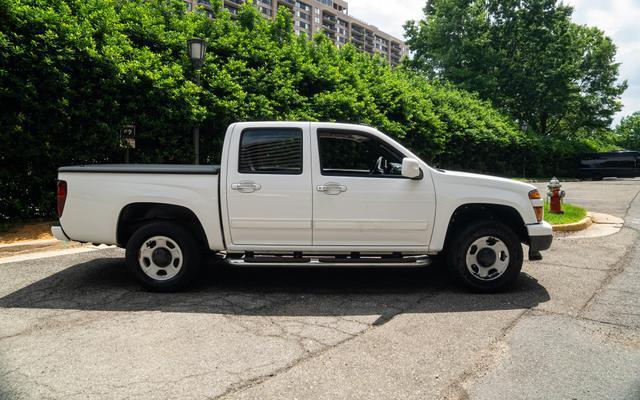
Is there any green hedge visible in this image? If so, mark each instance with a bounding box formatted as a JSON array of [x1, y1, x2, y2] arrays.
[[0, 0, 608, 220]]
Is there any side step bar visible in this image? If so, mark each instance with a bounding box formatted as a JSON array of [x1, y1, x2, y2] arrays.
[[243, 256, 310, 264], [227, 255, 431, 267]]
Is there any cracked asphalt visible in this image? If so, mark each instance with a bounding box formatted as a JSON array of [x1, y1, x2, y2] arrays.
[[1, 179, 640, 399]]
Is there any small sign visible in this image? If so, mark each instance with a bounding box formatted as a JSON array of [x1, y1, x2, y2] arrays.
[[120, 124, 136, 149]]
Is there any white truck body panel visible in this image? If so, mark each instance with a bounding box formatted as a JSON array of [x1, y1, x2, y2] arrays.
[[309, 122, 435, 248], [58, 170, 224, 250], [427, 169, 542, 252], [222, 122, 314, 247]]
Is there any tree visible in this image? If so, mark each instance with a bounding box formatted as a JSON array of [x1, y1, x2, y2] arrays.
[[616, 112, 640, 150], [404, 0, 627, 137]]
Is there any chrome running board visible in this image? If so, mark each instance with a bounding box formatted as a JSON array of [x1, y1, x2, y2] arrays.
[[226, 255, 431, 268]]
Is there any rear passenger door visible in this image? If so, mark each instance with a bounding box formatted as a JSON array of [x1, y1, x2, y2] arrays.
[[225, 124, 312, 246]]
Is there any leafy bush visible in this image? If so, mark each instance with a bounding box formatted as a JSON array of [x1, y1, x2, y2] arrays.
[[0, 0, 611, 220]]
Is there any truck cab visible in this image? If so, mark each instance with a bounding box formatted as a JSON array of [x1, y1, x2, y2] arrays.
[[221, 122, 436, 252]]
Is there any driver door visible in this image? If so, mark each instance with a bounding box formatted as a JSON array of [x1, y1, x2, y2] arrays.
[[311, 126, 435, 247]]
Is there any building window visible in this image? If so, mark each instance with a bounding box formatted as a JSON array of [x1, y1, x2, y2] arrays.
[[296, 10, 310, 20], [314, 16, 320, 23], [296, 1, 311, 11], [314, 7, 320, 14], [184, 1, 192, 11]]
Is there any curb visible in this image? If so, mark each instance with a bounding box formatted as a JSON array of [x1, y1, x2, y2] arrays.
[[0, 239, 59, 249], [551, 215, 593, 232]]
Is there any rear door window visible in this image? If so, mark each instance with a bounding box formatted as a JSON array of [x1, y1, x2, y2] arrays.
[[238, 128, 303, 175]]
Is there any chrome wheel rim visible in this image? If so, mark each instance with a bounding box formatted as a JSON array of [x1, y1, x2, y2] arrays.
[[465, 236, 509, 281], [138, 236, 183, 281]]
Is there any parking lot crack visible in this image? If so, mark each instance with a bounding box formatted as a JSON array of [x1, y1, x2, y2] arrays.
[[210, 290, 443, 399]]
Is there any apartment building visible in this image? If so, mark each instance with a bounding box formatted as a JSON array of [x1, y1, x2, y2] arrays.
[[185, 0, 408, 65]]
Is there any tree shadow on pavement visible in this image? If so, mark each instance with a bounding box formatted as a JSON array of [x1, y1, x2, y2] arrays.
[[0, 256, 550, 317]]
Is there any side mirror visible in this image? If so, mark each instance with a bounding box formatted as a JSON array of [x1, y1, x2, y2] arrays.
[[401, 158, 422, 179]]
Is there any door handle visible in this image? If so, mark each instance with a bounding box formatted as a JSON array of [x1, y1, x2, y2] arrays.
[[317, 182, 347, 195], [231, 181, 262, 193]]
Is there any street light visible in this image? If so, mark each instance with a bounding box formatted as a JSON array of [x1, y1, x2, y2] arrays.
[[187, 38, 207, 69], [187, 38, 207, 164]]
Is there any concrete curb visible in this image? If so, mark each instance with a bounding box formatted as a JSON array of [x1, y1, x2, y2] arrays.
[[551, 215, 593, 232], [0, 239, 59, 249]]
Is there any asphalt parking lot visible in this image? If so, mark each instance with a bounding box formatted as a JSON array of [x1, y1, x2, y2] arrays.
[[1, 179, 639, 399]]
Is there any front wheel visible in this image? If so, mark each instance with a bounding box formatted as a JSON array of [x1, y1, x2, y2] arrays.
[[125, 221, 203, 292], [446, 221, 523, 292]]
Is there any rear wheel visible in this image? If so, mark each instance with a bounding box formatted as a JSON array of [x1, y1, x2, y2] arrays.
[[446, 221, 523, 292], [125, 221, 203, 292]]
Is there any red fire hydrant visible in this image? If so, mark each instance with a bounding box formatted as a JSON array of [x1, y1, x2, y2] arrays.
[[547, 177, 565, 214]]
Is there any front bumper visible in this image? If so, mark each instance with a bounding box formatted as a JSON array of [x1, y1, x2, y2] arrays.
[[51, 225, 70, 241], [526, 221, 553, 260], [526, 221, 553, 251]]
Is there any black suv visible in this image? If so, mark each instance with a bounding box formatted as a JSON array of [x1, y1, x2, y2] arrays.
[[580, 151, 640, 180]]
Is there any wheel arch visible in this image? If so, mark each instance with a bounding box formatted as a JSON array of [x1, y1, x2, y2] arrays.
[[442, 203, 528, 250], [116, 202, 208, 249]]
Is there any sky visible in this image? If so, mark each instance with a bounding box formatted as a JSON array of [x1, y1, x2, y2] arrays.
[[347, 0, 640, 125]]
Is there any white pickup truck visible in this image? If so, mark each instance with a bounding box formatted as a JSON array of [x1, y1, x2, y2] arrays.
[[52, 122, 552, 292]]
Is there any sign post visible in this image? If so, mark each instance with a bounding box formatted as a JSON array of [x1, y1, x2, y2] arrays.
[[120, 124, 136, 163]]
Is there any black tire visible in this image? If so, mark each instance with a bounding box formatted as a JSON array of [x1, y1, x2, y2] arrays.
[[446, 220, 523, 293], [125, 221, 203, 292], [591, 174, 603, 181]]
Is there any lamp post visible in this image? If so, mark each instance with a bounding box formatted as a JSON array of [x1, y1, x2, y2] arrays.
[[187, 38, 207, 165]]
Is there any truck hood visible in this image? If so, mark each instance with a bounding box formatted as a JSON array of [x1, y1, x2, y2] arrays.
[[434, 169, 537, 194]]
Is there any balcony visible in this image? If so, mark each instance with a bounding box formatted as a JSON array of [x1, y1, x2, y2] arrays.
[[278, 0, 294, 6], [323, 30, 336, 40], [322, 24, 337, 33], [198, 0, 212, 7], [323, 14, 337, 23]]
